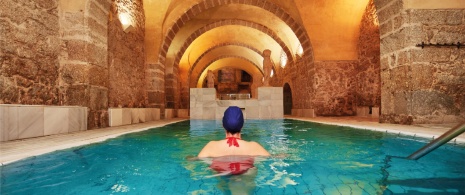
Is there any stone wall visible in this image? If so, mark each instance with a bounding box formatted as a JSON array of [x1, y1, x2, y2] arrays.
[[1, 0, 149, 130], [108, 0, 146, 109], [59, 0, 111, 129], [375, 0, 465, 124], [271, 55, 315, 111], [1, 0, 60, 105], [357, 0, 381, 108], [313, 61, 357, 116]]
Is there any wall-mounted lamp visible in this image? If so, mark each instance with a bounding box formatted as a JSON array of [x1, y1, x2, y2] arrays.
[[118, 12, 134, 33]]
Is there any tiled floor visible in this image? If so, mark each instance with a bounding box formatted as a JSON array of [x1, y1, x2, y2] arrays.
[[1, 116, 464, 165]]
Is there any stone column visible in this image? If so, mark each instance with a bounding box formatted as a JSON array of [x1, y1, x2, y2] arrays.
[[375, 0, 465, 124], [58, 0, 110, 129]]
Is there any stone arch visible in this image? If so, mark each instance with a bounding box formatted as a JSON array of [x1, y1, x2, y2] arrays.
[[158, 0, 313, 65], [175, 19, 294, 72], [190, 55, 263, 88], [188, 43, 263, 74]]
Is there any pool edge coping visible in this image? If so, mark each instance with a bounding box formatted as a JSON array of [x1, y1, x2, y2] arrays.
[[0, 119, 188, 166], [286, 117, 465, 144]]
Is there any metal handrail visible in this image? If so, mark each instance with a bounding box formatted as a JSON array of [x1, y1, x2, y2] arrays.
[[407, 122, 465, 160]]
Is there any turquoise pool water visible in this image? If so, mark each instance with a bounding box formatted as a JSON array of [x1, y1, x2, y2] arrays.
[[1, 119, 464, 194]]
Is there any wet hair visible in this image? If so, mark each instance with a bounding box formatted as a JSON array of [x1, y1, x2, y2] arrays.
[[222, 106, 244, 134]]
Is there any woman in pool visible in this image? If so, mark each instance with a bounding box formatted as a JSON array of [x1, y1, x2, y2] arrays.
[[197, 106, 270, 193], [198, 106, 270, 158]]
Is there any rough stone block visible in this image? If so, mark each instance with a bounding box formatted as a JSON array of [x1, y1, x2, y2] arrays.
[[393, 92, 409, 114]]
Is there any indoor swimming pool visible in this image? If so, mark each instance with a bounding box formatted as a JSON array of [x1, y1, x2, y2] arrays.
[[1, 119, 464, 194]]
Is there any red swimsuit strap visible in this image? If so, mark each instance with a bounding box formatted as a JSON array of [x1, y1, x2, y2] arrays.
[[226, 137, 240, 147]]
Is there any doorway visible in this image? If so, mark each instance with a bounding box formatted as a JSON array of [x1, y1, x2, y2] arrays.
[[283, 83, 292, 115]]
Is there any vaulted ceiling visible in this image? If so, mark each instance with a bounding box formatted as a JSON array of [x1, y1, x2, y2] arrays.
[[144, 0, 370, 86]]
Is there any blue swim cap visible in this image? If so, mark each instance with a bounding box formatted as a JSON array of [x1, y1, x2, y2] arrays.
[[222, 106, 244, 133]]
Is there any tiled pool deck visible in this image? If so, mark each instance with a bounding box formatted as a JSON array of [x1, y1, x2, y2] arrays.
[[1, 116, 464, 165]]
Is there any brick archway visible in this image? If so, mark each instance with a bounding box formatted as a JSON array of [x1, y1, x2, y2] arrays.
[[190, 55, 262, 88], [188, 43, 264, 74], [158, 0, 313, 65], [174, 19, 295, 72]]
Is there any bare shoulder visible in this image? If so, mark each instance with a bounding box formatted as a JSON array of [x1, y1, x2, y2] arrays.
[[246, 141, 271, 156], [198, 140, 222, 158]]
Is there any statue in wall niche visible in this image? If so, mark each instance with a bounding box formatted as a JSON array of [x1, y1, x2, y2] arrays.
[[207, 70, 215, 88], [262, 49, 272, 87]]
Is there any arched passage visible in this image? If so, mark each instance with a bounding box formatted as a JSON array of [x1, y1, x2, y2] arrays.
[[283, 83, 293, 115]]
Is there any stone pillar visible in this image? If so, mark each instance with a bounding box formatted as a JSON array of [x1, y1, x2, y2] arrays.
[[375, 0, 465, 124], [58, 0, 110, 129], [146, 62, 165, 110], [357, 0, 381, 113]]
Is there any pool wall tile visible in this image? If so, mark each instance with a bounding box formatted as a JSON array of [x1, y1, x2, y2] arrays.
[[122, 108, 132, 125], [356, 106, 380, 119], [44, 107, 69, 135], [190, 107, 202, 119], [292, 109, 315, 118], [165, 109, 174, 119], [0, 106, 19, 141], [0, 105, 87, 141], [109, 108, 123, 127], [202, 107, 215, 119], [258, 87, 272, 100], [271, 105, 284, 119], [259, 105, 271, 118], [215, 107, 227, 119], [190, 87, 283, 119], [131, 109, 140, 124], [18, 106, 44, 139], [144, 109, 153, 121], [138, 108, 146, 122], [177, 109, 189, 117], [153, 108, 160, 120]]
